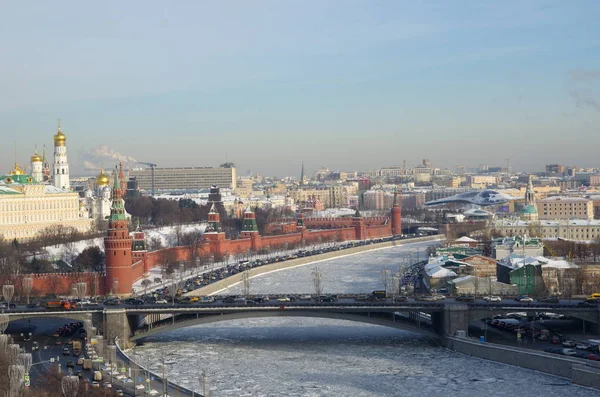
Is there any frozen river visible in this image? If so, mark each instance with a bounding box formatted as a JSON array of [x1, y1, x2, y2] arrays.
[[132, 241, 597, 396]]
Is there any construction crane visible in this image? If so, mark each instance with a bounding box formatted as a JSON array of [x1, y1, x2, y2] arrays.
[[137, 162, 157, 196]]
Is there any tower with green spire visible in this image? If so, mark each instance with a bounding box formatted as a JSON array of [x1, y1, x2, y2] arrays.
[[240, 207, 258, 237], [104, 165, 133, 296]]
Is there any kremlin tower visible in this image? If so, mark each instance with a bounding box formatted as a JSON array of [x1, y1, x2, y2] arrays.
[[104, 167, 133, 295], [53, 120, 70, 189]]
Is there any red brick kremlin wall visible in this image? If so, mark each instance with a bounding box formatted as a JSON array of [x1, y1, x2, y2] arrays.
[[20, 215, 398, 297]]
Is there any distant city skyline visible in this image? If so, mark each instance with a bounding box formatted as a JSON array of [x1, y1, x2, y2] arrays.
[[1, 1, 599, 177]]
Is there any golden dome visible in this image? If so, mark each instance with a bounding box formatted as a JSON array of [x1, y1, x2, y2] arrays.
[[54, 128, 66, 146], [31, 150, 42, 163], [96, 169, 110, 186], [9, 163, 25, 175]]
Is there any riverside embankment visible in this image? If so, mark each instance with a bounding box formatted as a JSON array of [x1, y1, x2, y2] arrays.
[[447, 336, 600, 389], [186, 235, 444, 297]]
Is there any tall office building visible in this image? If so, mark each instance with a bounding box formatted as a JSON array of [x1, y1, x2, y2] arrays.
[[129, 165, 237, 192]]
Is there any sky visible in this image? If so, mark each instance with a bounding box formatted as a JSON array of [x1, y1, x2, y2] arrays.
[[0, 1, 599, 177]]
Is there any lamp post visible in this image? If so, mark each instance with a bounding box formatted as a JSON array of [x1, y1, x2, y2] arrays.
[[2, 284, 15, 311], [161, 357, 169, 396]]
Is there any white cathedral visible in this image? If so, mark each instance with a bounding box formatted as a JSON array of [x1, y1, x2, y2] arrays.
[[80, 167, 115, 224]]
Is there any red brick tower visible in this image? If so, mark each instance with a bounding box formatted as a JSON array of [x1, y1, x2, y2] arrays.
[[391, 188, 402, 236], [132, 220, 149, 276], [204, 204, 226, 255], [352, 208, 366, 240], [104, 167, 133, 295], [240, 207, 260, 250]]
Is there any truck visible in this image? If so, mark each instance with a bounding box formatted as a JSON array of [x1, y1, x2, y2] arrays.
[[83, 359, 93, 370], [45, 300, 76, 310], [72, 340, 82, 355], [371, 290, 387, 300]]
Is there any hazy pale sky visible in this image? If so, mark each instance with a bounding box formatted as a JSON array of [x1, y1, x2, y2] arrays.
[[1, 1, 599, 177]]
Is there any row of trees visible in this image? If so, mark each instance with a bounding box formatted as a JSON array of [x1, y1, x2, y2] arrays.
[[125, 196, 210, 226]]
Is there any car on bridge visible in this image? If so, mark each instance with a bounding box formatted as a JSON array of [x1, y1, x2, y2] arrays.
[[455, 296, 475, 302], [515, 295, 533, 303], [315, 296, 336, 302], [483, 296, 502, 302], [537, 296, 560, 304], [199, 296, 215, 303]]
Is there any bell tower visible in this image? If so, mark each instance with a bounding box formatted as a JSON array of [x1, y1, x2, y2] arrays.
[[53, 120, 70, 189], [104, 167, 133, 295]]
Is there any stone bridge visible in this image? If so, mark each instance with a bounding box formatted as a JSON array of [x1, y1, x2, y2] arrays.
[[6, 303, 600, 349]]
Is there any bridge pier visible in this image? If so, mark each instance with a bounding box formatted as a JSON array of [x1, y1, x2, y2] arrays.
[[442, 304, 469, 337], [104, 309, 134, 349]]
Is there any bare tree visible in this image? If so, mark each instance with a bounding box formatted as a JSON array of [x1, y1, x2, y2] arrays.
[[312, 267, 323, 298], [141, 279, 152, 295], [241, 269, 252, 298], [380, 268, 391, 297]]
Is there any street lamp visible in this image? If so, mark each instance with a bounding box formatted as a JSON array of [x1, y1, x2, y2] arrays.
[[161, 357, 169, 396]]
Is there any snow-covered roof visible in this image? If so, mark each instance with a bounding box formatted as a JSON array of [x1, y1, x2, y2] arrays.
[[535, 256, 578, 269], [464, 208, 491, 217], [455, 236, 477, 243], [45, 185, 70, 194], [425, 189, 514, 207], [450, 275, 475, 284], [500, 253, 541, 269], [539, 196, 591, 202], [426, 267, 457, 278], [495, 218, 600, 227]]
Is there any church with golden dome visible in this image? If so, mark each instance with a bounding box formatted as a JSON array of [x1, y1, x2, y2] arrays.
[[81, 167, 115, 224], [0, 122, 91, 241]]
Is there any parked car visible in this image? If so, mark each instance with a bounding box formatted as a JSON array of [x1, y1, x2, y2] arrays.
[[550, 335, 561, 344], [155, 299, 168, 304], [562, 340, 577, 348]]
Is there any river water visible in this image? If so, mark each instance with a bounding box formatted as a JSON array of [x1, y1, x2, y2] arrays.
[[132, 241, 597, 396]]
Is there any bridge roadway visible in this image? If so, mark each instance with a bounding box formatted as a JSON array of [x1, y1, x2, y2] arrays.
[[6, 297, 599, 344]]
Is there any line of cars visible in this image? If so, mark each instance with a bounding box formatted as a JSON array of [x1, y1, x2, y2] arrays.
[[545, 339, 600, 361], [132, 237, 410, 305]]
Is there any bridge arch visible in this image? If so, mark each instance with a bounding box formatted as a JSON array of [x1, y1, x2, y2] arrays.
[[130, 310, 440, 341]]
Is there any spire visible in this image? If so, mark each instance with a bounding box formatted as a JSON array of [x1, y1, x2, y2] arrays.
[[300, 161, 305, 187], [113, 166, 121, 199], [393, 187, 400, 207], [108, 166, 127, 222], [119, 161, 127, 196]]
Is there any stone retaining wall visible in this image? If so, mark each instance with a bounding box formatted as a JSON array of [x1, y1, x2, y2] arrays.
[[186, 235, 444, 297], [446, 336, 600, 389]]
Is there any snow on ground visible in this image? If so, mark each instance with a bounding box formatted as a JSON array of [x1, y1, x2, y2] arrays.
[[133, 242, 591, 397], [42, 223, 206, 260]]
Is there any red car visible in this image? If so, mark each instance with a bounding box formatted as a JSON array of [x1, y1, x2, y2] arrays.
[[550, 336, 561, 344]]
